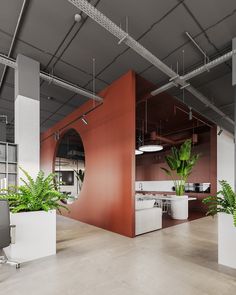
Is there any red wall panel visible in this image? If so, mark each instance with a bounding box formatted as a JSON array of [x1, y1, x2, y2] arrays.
[[41, 71, 136, 237]]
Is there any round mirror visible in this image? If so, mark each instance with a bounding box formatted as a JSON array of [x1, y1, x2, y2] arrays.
[[54, 129, 85, 204]]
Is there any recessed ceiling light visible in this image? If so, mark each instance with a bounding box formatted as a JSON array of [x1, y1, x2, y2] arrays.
[[139, 144, 163, 152]]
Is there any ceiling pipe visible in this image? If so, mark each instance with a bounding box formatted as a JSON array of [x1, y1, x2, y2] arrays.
[[174, 105, 213, 128], [0, 53, 103, 102], [150, 131, 175, 145], [185, 31, 209, 62], [40, 71, 102, 102], [68, 0, 233, 126], [0, 54, 17, 69], [182, 50, 236, 81], [162, 123, 206, 136], [151, 49, 236, 96], [0, 0, 28, 92], [150, 131, 198, 146]]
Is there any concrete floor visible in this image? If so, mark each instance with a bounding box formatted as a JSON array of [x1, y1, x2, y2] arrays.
[[0, 216, 236, 295]]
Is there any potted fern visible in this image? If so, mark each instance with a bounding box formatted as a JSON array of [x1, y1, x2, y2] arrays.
[[161, 139, 199, 220], [1, 168, 68, 263], [203, 180, 236, 269]]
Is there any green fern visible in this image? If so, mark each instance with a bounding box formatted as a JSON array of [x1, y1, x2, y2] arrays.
[[0, 167, 69, 213], [203, 180, 236, 227]]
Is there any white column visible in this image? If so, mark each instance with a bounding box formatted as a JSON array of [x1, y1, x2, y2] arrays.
[[15, 54, 40, 181], [217, 127, 235, 189], [233, 38, 236, 191]]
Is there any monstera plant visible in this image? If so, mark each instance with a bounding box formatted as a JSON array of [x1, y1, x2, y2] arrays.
[[161, 139, 200, 196], [203, 180, 236, 226]]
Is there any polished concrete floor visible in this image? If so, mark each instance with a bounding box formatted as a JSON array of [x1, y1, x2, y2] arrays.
[[1, 216, 236, 295]]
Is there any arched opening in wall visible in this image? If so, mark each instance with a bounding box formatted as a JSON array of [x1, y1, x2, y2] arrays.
[[54, 129, 85, 204]]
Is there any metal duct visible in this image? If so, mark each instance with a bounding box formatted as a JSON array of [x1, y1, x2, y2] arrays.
[[182, 50, 236, 81], [151, 50, 236, 96], [68, 0, 233, 125], [151, 81, 175, 96], [40, 72, 102, 102], [0, 54, 17, 69], [0, 53, 103, 102]]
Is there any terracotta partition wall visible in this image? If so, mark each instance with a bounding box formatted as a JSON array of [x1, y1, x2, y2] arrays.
[[40, 71, 136, 237]]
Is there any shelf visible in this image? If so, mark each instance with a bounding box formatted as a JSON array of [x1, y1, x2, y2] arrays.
[[0, 142, 17, 188]]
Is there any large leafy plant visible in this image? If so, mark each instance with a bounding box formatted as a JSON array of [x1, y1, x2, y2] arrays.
[[203, 180, 236, 227], [161, 139, 200, 196], [0, 168, 69, 213]]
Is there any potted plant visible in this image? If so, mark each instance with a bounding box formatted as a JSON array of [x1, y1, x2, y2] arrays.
[[203, 180, 236, 269], [161, 139, 200, 220], [1, 168, 68, 263]]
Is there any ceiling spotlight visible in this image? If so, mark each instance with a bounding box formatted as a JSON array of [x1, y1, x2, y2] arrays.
[[218, 128, 223, 136], [81, 116, 88, 125], [139, 144, 163, 152], [74, 14, 82, 23], [189, 107, 192, 120], [135, 149, 143, 155]]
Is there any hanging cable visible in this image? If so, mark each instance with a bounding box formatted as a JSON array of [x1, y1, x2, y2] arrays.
[[92, 57, 96, 108]]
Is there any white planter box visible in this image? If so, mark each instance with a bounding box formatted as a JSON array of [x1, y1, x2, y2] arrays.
[[218, 212, 236, 269], [5, 210, 56, 263], [170, 195, 188, 220]]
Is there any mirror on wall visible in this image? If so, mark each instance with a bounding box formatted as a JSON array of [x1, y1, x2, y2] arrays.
[[54, 129, 85, 204]]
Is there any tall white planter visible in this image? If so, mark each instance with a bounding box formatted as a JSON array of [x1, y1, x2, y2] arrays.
[[5, 210, 56, 263], [218, 212, 236, 269], [170, 195, 188, 220]]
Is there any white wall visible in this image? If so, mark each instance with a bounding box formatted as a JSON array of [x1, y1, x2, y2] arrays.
[[217, 127, 235, 190], [135, 181, 174, 192]]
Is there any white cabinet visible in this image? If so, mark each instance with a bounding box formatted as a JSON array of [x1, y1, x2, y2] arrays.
[[0, 142, 17, 190], [135, 207, 162, 235]]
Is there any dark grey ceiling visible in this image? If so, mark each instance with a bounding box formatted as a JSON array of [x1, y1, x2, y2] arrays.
[[0, 0, 236, 137]]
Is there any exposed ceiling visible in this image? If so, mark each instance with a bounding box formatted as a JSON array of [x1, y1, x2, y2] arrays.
[[0, 0, 236, 140]]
